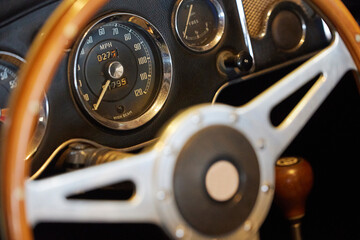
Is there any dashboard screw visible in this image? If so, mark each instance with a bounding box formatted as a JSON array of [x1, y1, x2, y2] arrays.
[[156, 190, 169, 201], [229, 112, 239, 124], [261, 184, 271, 193], [257, 138, 266, 150], [164, 145, 178, 157], [243, 221, 253, 232], [191, 114, 202, 125], [164, 146, 173, 157], [175, 226, 185, 239]]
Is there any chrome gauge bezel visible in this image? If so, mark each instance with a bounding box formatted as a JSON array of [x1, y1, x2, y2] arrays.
[[0, 51, 49, 160], [27, 94, 49, 160], [173, 0, 226, 52], [71, 13, 172, 130]]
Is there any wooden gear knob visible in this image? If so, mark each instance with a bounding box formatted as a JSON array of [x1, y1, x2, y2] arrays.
[[275, 157, 314, 220]]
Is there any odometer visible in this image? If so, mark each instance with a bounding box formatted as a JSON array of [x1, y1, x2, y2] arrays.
[[70, 13, 172, 130], [96, 49, 118, 63]]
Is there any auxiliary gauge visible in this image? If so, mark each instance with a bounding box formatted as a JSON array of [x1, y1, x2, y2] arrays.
[[0, 51, 49, 160], [173, 0, 225, 52], [70, 13, 172, 130]]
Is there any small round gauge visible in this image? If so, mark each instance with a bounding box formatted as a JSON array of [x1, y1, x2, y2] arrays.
[[173, 0, 225, 52], [0, 51, 49, 160], [70, 13, 172, 130]]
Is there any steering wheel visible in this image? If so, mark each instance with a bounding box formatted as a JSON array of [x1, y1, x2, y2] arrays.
[[1, 0, 360, 239]]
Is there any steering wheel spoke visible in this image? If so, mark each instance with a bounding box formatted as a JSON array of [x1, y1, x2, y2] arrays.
[[238, 33, 356, 157], [25, 150, 160, 226]]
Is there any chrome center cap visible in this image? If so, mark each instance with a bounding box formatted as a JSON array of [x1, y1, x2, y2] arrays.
[[108, 61, 124, 79], [205, 160, 240, 202]]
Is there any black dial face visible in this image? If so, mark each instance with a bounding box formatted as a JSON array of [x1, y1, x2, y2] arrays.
[[0, 64, 17, 111], [71, 13, 172, 130], [174, 0, 225, 52]]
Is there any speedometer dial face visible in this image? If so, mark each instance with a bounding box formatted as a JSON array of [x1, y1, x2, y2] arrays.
[[173, 0, 225, 52], [71, 13, 172, 130]]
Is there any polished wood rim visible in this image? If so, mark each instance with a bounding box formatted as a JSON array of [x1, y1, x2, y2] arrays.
[[0, 0, 359, 239], [311, 0, 360, 70], [0, 0, 108, 239]]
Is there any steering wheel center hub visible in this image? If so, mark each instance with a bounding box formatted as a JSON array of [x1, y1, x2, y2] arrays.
[[205, 160, 240, 202], [154, 105, 276, 239], [171, 124, 260, 236]]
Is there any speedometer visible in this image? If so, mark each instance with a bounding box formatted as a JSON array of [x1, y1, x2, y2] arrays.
[[70, 13, 172, 130]]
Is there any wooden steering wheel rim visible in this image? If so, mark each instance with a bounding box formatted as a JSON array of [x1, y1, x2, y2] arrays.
[[1, 0, 359, 239]]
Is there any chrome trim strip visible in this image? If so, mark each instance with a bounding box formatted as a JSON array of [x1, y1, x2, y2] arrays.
[[235, 0, 255, 71]]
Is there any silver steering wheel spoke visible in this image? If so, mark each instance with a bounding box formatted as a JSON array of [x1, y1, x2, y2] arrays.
[[26, 150, 160, 226], [237, 33, 356, 159]]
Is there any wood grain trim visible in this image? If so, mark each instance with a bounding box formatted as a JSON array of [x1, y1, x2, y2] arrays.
[[311, 0, 360, 70], [0, 0, 108, 239]]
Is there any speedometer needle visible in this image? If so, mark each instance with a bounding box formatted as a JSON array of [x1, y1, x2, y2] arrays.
[[183, 4, 193, 38], [93, 80, 111, 111]]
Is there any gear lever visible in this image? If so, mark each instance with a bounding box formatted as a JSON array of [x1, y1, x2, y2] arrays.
[[275, 157, 314, 240]]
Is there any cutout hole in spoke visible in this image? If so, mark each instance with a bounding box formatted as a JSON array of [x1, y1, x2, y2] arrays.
[[215, 61, 304, 106], [270, 75, 320, 127], [66, 180, 135, 201], [34, 223, 169, 240]]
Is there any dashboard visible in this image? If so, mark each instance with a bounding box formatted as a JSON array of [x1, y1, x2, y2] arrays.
[[0, 0, 330, 173], [0, 0, 359, 239]]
